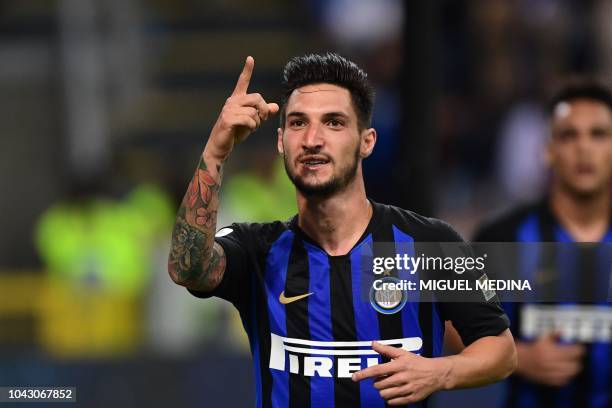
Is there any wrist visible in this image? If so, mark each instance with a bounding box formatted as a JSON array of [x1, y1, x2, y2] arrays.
[[203, 144, 230, 164], [438, 356, 457, 391]]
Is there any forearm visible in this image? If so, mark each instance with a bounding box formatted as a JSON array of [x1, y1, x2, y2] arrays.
[[168, 147, 226, 290], [442, 329, 517, 389]]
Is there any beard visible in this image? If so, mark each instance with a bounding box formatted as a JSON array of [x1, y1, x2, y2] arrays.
[[284, 146, 361, 198], [561, 177, 609, 201]]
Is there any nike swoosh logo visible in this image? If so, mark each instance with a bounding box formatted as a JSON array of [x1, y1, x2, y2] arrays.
[[279, 291, 313, 304]]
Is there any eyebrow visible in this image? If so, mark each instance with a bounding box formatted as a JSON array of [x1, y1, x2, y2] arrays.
[[286, 111, 350, 120], [286, 111, 307, 119], [322, 112, 350, 120]]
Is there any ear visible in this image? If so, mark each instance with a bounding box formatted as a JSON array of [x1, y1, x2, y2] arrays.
[[277, 127, 284, 154], [360, 128, 377, 158]]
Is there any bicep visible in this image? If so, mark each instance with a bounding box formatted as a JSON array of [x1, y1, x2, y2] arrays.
[[439, 297, 510, 347], [461, 328, 516, 366], [451, 328, 517, 387], [463, 328, 514, 352]]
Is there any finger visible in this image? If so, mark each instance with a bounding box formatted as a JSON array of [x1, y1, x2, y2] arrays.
[[234, 93, 271, 120], [388, 396, 416, 406], [559, 344, 586, 359], [352, 360, 399, 382], [235, 107, 261, 128], [380, 384, 411, 400], [559, 365, 581, 380], [373, 341, 408, 359], [234, 115, 258, 130], [550, 360, 582, 376], [374, 373, 406, 390], [268, 102, 280, 115], [556, 366, 581, 382], [232, 56, 254, 96], [543, 361, 582, 382], [549, 349, 584, 364]]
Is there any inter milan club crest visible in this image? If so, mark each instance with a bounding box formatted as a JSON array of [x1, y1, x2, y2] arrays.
[[369, 276, 408, 314]]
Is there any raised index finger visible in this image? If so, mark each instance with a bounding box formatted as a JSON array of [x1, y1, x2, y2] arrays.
[[232, 56, 254, 96]]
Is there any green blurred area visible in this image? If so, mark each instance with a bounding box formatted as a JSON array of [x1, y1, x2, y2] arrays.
[[0, 160, 295, 357], [0, 0, 305, 360]]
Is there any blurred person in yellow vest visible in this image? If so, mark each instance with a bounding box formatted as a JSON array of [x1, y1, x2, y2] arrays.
[[34, 181, 174, 357], [224, 154, 297, 223]]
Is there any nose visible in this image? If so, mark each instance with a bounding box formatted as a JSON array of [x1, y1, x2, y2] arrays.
[[576, 131, 593, 155], [302, 122, 324, 150]]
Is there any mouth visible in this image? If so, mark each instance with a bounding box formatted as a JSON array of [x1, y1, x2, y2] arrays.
[[575, 164, 595, 175], [299, 155, 331, 170]]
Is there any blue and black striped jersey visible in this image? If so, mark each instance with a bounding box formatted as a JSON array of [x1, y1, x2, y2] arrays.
[[192, 201, 509, 408], [474, 198, 612, 408]]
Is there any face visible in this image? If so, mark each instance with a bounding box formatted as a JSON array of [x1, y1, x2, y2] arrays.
[[548, 98, 612, 197], [278, 83, 376, 197]]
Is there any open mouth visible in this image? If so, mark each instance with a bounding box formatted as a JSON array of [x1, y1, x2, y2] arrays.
[[299, 155, 331, 169]]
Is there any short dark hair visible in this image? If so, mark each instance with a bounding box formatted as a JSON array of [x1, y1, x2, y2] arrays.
[[280, 53, 375, 130], [548, 78, 612, 116]]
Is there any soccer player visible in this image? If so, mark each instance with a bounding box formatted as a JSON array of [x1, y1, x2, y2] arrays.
[[473, 80, 612, 407], [168, 53, 516, 407]]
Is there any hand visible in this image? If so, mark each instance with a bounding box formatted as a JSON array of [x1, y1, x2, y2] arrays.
[[516, 333, 585, 386], [205, 56, 280, 161], [352, 342, 453, 405]]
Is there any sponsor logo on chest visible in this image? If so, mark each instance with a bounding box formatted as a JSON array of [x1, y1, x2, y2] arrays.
[[269, 334, 422, 378]]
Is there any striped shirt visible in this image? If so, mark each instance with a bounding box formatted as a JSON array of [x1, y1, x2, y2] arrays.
[[192, 201, 509, 408], [474, 199, 612, 408]]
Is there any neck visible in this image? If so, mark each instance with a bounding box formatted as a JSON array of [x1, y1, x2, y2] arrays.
[[296, 174, 371, 256], [549, 181, 611, 241]]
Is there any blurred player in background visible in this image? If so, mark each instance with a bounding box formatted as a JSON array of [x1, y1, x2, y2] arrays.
[[473, 80, 612, 407], [167, 53, 516, 407]]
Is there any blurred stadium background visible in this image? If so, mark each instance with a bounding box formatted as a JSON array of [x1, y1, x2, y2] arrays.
[[0, 0, 610, 406]]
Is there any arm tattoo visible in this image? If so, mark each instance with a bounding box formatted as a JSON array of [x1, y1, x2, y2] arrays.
[[168, 155, 226, 291]]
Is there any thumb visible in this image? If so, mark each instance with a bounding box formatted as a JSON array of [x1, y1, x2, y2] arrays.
[[268, 103, 280, 115], [372, 341, 407, 359]]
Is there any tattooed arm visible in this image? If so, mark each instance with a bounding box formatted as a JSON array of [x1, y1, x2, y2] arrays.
[[168, 56, 279, 292], [168, 154, 227, 291]]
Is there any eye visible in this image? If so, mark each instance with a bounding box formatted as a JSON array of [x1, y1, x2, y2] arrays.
[[555, 128, 577, 142], [591, 128, 610, 140], [290, 119, 306, 128], [328, 119, 344, 128]]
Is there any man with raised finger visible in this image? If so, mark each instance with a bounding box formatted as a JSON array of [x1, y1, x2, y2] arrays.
[[168, 53, 517, 407]]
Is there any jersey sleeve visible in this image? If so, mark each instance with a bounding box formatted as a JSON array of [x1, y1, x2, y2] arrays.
[[431, 220, 511, 346], [187, 223, 254, 309]]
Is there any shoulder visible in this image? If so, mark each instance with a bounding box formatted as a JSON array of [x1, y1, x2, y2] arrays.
[[374, 202, 464, 242], [216, 220, 291, 248], [472, 201, 541, 242], [220, 220, 289, 235]]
